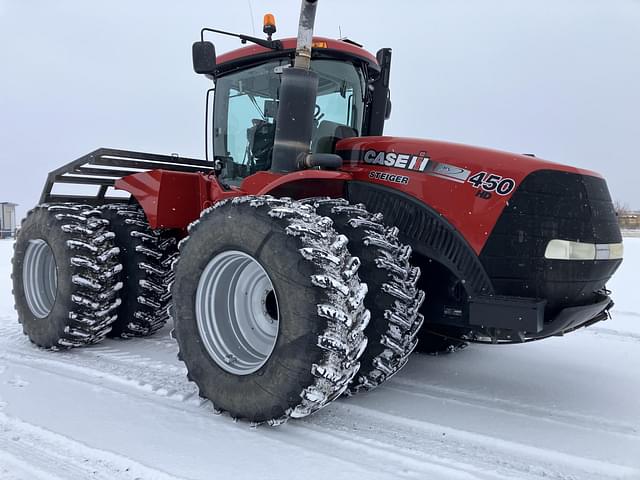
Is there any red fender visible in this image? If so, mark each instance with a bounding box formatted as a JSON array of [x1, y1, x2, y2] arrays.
[[242, 170, 352, 197], [115, 169, 353, 230], [114, 171, 238, 230]]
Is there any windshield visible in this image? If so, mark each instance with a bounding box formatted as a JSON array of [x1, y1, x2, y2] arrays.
[[213, 59, 365, 184]]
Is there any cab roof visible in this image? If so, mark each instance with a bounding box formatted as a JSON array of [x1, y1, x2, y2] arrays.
[[215, 36, 380, 75]]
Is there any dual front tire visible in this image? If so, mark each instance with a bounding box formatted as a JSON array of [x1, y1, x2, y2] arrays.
[[172, 197, 370, 424], [171, 196, 425, 423]]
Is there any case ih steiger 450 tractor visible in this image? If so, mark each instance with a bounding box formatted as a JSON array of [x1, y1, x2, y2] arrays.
[[12, 0, 623, 425]]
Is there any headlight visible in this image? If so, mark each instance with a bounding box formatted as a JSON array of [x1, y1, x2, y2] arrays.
[[545, 240, 624, 260]]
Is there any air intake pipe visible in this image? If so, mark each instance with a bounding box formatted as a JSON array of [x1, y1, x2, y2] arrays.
[[271, 0, 341, 173]]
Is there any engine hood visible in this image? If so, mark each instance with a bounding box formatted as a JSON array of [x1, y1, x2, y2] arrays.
[[336, 136, 601, 180], [335, 136, 609, 255]]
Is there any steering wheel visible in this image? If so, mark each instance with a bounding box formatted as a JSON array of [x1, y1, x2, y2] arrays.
[[313, 104, 325, 128]]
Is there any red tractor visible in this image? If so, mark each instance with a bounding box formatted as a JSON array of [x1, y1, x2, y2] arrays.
[[12, 0, 623, 425]]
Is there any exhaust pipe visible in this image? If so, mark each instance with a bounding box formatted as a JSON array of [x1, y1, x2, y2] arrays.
[[293, 0, 318, 70], [271, 0, 325, 173]]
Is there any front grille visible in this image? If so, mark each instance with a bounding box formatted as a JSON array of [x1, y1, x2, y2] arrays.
[[480, 169, 622, 315]]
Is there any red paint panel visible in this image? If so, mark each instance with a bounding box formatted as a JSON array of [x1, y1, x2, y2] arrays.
[[216, 37, 379, 67], [115, 169, 351, 230], [336, 136, 603, 254], [241, 169, 352, 196], [115, 171, 240, 230]]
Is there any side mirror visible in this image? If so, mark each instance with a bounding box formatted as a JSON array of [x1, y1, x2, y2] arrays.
[[192, 41, 216, 75]]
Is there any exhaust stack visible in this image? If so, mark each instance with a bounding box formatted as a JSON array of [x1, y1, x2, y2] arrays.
[[270, 0, 326, 173], [293, 0, 318, 70]]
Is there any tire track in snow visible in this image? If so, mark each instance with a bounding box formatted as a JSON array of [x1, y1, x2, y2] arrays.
[[0, 347, 201, 404], [5, 331, 637, 441], [0, 412, 186, 480], [0, 450, 65, 480], [1, 346, 637, 480], [321, 403, 640, 480], [384, 378, 640, 438], [0, 351, 493, 480], [582, 326, 640, 343], [290, 421, 508, 480], [78, 334, 640, 440], [2, 321, 639, 479]]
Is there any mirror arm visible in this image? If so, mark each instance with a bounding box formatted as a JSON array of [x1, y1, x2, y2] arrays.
[[201, 28, 282, 50]]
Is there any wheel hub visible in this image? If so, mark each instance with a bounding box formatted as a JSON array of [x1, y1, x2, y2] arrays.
[[23, 239, 58, 319], [195, 250, 279, 375]]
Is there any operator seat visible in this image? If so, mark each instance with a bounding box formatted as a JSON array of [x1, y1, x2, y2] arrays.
[[312, 120, 357, 154], [247, 119, 276, 173]]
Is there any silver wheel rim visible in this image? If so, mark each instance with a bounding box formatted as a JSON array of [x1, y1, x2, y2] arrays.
[[23, 239, 58, 318], [195, 250, 279, 375]]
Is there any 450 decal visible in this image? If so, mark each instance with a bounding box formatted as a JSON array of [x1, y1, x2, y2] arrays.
[[467, 171, 516, 196]]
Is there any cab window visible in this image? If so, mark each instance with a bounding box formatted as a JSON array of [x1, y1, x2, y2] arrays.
[[213, 59, 365, 185]]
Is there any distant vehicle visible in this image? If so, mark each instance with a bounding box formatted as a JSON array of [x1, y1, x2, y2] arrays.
[[619, 213, 640, 230], [0, 202, 17, 239]]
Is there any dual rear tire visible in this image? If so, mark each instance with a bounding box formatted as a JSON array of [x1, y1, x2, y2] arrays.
[[12, 204, 123, 348], [99, 204, 177, 338], [12, 202, 175, 348]]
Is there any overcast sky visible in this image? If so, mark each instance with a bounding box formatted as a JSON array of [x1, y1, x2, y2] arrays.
[[1, 0, 638, 220]]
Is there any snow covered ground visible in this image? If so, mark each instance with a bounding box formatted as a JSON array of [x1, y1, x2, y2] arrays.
[[0, 238, 638, 480]]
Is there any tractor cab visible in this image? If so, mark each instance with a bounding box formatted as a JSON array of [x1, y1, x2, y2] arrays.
[[193, 28, 392, 185], [213, 55, 364, 184]]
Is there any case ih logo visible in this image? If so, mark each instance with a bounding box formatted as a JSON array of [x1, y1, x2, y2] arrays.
[[363, 149, 430, 172], [362, 149, 471, 183]]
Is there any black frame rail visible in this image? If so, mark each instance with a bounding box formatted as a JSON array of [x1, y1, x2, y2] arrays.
[[40, 148, 212, 204]]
